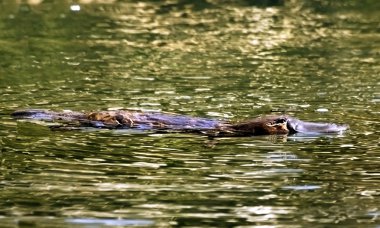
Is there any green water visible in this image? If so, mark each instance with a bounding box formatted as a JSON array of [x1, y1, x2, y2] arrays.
[[0, 0, 379, 227]]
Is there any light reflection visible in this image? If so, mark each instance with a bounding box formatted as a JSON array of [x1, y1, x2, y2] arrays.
[[234, 206, 296, 222], [70, 4, 81, 12], [66, 218, 154, 226], [242, 169, 304, 177], [282, 185, 321, 190]]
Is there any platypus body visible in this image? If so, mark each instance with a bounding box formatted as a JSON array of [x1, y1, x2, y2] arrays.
[[11, 109, 348, 136]]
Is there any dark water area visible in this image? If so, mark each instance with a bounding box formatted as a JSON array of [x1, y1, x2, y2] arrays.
[[0, 0, 379, 227]]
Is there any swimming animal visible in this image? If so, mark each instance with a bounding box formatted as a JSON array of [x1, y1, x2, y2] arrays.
[[11, 109, 348, 136]]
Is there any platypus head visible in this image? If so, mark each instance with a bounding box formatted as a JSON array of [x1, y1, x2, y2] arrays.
[[264, 116, 290, 134], [230, 115, 348, 136], [230, 115, 290, 135]]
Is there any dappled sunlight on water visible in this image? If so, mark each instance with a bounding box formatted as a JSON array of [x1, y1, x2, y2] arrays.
[[0, 0, 379, 227]]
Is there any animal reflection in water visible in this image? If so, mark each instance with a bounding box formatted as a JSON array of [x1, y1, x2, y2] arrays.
[[12, 109, 348, 137]]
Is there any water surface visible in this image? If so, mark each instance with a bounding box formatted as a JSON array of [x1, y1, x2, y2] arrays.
[[0, 0, 379, 227]]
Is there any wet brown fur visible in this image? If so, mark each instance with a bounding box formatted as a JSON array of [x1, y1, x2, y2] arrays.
[[226, 116, 289, 136], [88, 112, 289, 136], [87, 112, 135, 127]]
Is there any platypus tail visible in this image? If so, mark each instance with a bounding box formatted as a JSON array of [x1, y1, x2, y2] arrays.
[[11, 109, 87, 122]]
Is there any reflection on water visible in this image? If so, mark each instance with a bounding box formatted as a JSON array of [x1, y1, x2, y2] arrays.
[[67, 218, 154, 226], [0, 0, 379, 227]]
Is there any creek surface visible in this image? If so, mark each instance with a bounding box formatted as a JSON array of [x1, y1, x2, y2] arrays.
[[0, 0, 379, 227]]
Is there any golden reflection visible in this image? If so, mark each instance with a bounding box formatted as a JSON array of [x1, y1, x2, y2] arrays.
[[0, 0, 301, 54], [1, 0, 117, 15], [234, 206, 297, 222], [1, 0, 351, 59]]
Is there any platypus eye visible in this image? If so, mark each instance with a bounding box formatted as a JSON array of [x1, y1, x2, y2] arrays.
[[266, 118, 288, 127], [275, 118, 287, 124]]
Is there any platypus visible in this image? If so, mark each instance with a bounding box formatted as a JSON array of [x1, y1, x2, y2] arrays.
[[11, 109, 348, 136]]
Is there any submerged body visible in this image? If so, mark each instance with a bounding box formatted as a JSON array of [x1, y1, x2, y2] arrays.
[[11, 109, 348, 136]]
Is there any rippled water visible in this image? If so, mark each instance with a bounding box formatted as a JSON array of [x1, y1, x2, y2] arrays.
[[0, 0, 379, 227]]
